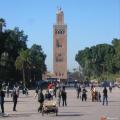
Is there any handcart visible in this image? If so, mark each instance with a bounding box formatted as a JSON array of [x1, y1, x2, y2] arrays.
[[42, 100, 58, 116]]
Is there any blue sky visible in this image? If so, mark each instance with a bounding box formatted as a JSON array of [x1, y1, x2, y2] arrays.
[[0, 0, 120, 71]]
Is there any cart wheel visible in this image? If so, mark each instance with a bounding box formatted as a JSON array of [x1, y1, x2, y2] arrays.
[[55, 110, 58, 116], [41, 109, 44, 116], [42, 111, 44, 116]]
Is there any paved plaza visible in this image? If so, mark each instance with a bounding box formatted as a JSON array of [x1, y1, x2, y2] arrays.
[[1, 87, 120, 120]]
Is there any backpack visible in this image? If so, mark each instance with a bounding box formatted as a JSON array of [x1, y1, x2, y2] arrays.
[[83, 89, 86, 94]]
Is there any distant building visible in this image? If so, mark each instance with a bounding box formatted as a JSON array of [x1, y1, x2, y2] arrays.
[[53, 8, 67, 81], [42, 71, 56, 80]]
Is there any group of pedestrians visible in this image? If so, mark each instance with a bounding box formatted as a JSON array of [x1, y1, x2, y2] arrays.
[[0, 84, 19, 116], [57, 86, 67, 107], [37, 86, 67, 112], [76, 84, 109, 106], [91, 85, 108, 105], [76, 84, 87, 101], [91, 85, 101, 102], [0, 82, 112, 117]]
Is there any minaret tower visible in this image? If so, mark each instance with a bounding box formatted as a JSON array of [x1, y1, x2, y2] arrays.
[[53, 8, 67, 80]]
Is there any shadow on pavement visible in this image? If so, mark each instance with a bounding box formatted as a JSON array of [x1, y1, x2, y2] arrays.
[[7, 112, 38, 118], [66, 105, 93, 108], [58, 112, 84, 117], [109, 100, 120, 103]]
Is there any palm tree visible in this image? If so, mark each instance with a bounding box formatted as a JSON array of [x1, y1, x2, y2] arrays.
[[0, 18, 6, 32], [15, 49, 30, 87]]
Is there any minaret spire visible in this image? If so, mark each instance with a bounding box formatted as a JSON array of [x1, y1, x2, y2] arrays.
[[56, 7, 64, 25]]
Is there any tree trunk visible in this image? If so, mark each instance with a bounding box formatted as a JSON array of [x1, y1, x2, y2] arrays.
[[22, 62, 26, 87], [0, 25, 2, 33]]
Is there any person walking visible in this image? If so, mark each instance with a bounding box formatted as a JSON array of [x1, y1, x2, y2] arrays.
[[38, 89, 44, 112], [45, 89, 52, 100], [53, 85, 57, 98], [0, 86, 5, 114], [109, 82, 112, 93], [12, 87, 18, 111], [56, 88, 62, 106], [82, 87, 87, 101], [61, 86, 67, 106], [34, 87, 39, 98], [6, 85, 9, 98], [98, 92, 101, 102], [76, 84, 81, 99], [14, 84, 20, 97], [102, 87, 108, 106]]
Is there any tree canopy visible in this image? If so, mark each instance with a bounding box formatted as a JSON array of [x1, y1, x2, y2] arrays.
[[0, 18, 47, 87], [75, 38, 120, 81]]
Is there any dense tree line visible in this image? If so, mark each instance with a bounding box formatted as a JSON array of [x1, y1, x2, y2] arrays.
[[0, 18, 46, 87], [75, 38, 120, 82]]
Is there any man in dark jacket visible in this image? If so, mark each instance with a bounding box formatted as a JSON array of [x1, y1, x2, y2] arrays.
[[38, 89, 44, 112], [61, 86, 67, 106], [0, 87, 5, 114], [76, 84, 81, 99], [102, 87, 108, 106], [12, 88, 18, 111], [82, 87, 87, 101]]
